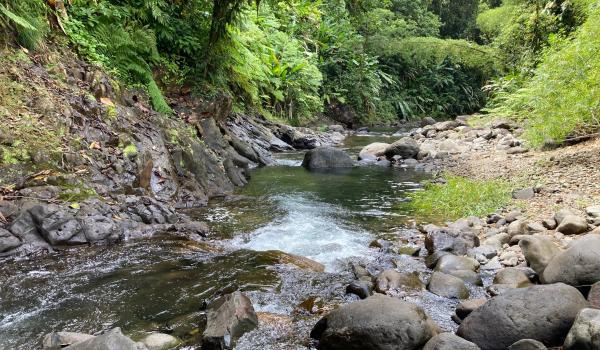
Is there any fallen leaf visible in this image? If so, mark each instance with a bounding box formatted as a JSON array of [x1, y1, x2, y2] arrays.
[[100, 97, 115, 106], [89, 141, 101, 150]]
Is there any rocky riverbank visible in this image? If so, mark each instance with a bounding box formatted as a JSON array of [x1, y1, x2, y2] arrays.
[[304, 116, 600, 349], [0, 47, 346, 259]]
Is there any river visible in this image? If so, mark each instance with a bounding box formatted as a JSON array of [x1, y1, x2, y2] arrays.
[[0, 132, 483, 349]]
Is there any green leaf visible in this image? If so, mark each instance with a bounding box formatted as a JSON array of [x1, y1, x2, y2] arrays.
[[0, 4, 37, 31]]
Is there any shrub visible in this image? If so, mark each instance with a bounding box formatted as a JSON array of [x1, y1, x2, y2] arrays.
[[65, 1, 173, 114], [377, 37, 501, 120], [493, 3, 600, 147]]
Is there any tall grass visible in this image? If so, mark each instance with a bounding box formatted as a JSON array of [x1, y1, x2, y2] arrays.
[[404, 174, 511, 221]]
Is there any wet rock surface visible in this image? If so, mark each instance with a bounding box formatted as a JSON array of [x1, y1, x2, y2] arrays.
[[62, 328, 145, 350], [0, 54, 344, 258], [43, 331, 96, 349], [311, 294, 439, 350], [1, 83, 598, 350], [302, 147, 355, 169], [202, 292, 258, 350]]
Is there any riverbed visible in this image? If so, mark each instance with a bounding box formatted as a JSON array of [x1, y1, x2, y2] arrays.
[[0, 132, 482, 349]]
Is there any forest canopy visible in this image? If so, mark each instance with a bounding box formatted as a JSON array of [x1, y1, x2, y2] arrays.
[[1, 0, 598, 146]]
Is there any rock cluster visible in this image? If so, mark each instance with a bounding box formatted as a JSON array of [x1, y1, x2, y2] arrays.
[[328, 203, 600, 350], [355, 115, 530, 171]]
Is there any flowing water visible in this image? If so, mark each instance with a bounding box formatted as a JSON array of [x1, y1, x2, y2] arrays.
[[0, 132, 479, 350]]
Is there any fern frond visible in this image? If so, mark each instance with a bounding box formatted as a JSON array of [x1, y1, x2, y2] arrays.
[[0, 4, 36, 31], [147, 79, 172, 114]]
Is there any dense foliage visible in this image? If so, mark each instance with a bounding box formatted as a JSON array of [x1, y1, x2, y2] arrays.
[[480, 0, 600, 146], [488, 2, 600, 147], [0, 0, 48, 50], [1, 0, 501, 124], [2, 0, 598, 142]]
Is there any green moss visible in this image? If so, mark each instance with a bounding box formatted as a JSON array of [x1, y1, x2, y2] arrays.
[[123, 143, 138, 157], [0, 50, 31, 64], [403, 174, 512, 221], [0, 71, 27, 112], [58, 183, 98, 202], [1, 142, 30, 164], [167, 128, 180, 144], [0, 52, 65, 166], [105, 104, 118, 121]]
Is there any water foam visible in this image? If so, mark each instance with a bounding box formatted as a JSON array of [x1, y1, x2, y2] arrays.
[[236, 194, 373, 271]]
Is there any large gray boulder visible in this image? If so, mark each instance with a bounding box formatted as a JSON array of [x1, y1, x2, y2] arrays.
[[564, 308, 600, 350], [434, 255, 479, 274], [302, 147, 354, 169], [140, 333, 179, 350], [0, 228, 21, 252], [425, 227, 479, 256], [374, 270, 425, 294], [384, 137, 420, 159], [555, 208, 579, 225], [423, 333, 480, 350], [518, 236, 561, 274], [457, 284, 588, 350], [63, 328, 146, 350], [507, 220, 529, 238], [358, 143, 389, 161], [29, 205, 83, 245], [202, 291, 258, 350], [311, 294, 439, 350], [542, 235, 600, 286], [556, 215, 589, 235], [427, 272, 469, 299], [81, 215, 122, 243], [9, 211, 51, 252]]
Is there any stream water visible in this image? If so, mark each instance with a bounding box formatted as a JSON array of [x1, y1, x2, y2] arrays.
[[0, 132, 479, 350]]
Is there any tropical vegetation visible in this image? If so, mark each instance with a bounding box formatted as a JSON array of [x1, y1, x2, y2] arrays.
[[1, 0, 599, 145]]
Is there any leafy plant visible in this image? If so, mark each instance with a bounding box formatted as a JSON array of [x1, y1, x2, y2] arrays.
[[491, 3, 600, 147], [0, 0, 49, 50], [65, 1, 172, 114]]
